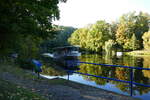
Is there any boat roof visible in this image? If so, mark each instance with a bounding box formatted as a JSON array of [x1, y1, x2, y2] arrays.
[[53, 45, 80, 50]]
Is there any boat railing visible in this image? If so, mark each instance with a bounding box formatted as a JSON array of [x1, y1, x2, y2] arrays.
[[66, 61, 150, 96]]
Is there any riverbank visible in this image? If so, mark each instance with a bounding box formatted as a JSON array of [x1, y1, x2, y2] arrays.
[[0, 79, 46, 100], [125, 50, 150, 56], [0, 62, 140, 100]]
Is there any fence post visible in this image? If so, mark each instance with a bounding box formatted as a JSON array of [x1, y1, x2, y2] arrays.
[[67, 71, 70, 80], [130, 69, 133, 96]]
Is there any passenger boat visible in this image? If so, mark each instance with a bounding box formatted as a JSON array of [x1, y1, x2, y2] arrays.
[[53, 46, 81, 59], [42, 46, 81, 69]]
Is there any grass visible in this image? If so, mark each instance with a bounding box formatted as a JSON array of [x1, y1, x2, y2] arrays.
[[0, 61, 68, 100], [0, 61, 47, 100], [0, 61, 68, 84], [125, 50, 150, 56], [0, 62, 71, 100], [0, 79, 46, 100], [0, 62, 68, 100], [0, 62, 37, 79]]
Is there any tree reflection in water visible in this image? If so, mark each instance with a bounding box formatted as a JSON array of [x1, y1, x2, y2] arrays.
[[78, 54, 150, 95], [41, 65, 66, 76]]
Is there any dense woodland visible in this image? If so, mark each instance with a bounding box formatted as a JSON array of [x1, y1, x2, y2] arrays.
[[68, 12, 150, 54], [0, 0, 67, 61]]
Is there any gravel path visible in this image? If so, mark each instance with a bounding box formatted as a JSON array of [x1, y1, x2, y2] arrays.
[[0, 72, 140, 100]]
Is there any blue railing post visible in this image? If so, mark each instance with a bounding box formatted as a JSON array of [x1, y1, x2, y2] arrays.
[[130, 69, 133, 96], [67, 70, 70, 80], [66, 61, 150, 96]]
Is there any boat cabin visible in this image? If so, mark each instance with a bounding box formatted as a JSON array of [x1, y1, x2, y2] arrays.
[[53, 46, 80, 59]]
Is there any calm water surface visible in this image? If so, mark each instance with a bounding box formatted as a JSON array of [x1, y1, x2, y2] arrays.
[[42, 54, 150, 100]]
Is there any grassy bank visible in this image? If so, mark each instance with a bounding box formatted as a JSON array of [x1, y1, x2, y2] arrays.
[[0, 61, 67, 100], [0, 79, 46, 100], [0, 62, 46, 100], [125, 50, 150, 56], [0, 61, 140, 100], [0, 60, 70, 82]]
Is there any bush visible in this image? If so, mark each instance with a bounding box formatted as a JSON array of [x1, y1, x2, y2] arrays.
[[17, 59, 34, 70], [142, 31, 150, 50]]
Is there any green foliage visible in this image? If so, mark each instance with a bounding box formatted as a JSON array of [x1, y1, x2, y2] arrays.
[[53, 26, 76, 47], [0, 0, 66, 55], [0, 0, 68, 70], [20, 35, 42, 59], [68, 12, 150, 53], [142, 31, 150, 50], [87, 21, 111, 52], [109, 22, 118, 40], [69, 20, 111, 53], [68, 28, 88, 47], [116, 12, 149, 50], [41, 26, 76, 53], [15, 34, 43, 68], [104, 40, 116, 56], [0, 79, 46, 100], [123, 33, 140, 50], [131, 33, 140, 50], [17, 59, 34, 70]]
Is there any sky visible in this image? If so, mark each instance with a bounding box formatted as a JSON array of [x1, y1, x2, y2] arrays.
[[53, 0, 150, 28]]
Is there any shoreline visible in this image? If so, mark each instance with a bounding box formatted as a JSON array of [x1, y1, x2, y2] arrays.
[[0, 62, 140, 100], [125, 50, 150, 56]]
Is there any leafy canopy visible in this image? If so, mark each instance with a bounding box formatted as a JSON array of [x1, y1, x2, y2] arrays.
[[0, 0, 66, 55]]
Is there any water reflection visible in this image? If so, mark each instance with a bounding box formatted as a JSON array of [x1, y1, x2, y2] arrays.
[[142, 56, 150, 79], [41, 54, 150, 99], [41, 65, 66, 76], [78, 54, 150, 97]]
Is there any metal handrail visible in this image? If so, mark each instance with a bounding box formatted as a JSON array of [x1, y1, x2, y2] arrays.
[[78, 61, 150, 70], [67, 70, 150, 87], [66, 61, 150, 96]]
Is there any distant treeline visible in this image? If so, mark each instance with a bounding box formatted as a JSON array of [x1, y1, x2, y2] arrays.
[[41, 25, 76, 53], [68, 12, 150, 54]]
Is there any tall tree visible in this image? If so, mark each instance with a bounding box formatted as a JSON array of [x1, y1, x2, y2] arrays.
[[86, 20, 110, 52], [104, 39, 116, 56], [69, 20, 110, 52], [142, 31, 150, 50], [55, 26, 76, 47], [41, 26, 76, 53], [116, 12, 149, 50], [68, 27, 89, 48], [0, 0, 66, 55], [131, 33, 139, 50]]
